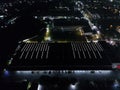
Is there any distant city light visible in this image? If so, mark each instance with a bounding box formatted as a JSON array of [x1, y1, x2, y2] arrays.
[[97, 31, 100, 34], [4, 9, 8, 12], [0, 15, 4, 18], [34, 16, 38, 19], [109, 40, 116, 46], [110, 0, 113, 2], [16, 71, 31, 75], [74, 70, 111, 74], [92, 25, 97, 30]]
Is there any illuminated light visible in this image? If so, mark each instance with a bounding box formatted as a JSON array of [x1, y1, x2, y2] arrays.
[[109, 40, 116, 46], [43, 17, 46, 20], [8, 60, 12, 65], [23, 39, 38, 43], [74, 70, 79, 73], [75, 17, 79, 20], [46, 27, 50, 33], [110, 25, 113, 28], [23, 39, 29, 42], [84, 32, 92, 35], [16, 71, 21, 74], [16, 71, 31, 74], [117, 65, 120, 69], [4, 69, 9, 76], [58, 16, 64, 19], [27, 82, 32, 90], [1, 26, 4, 28], [116, 26, 120, 33], [74, 70, 96, 74], [87, 40, 91, 43], [95, 34, 100, 39], [64, 16, 67, 19], [37, 84, 42, 90], [44, 37, 51, 41], [113, 80, 120, 88], [44, 25, 51, 41], [74, 70, 111, 74], [92, 34, 99, 40], [76, 27, 84, 36], [114, 83, 119, 87], [5, 25, 7, 28], [26, 41, 31, 43], [100, 70, 111, 74], [96, 35, 99, 39], [22, 79, 28, 82], [69, 84, 76, 90], [69, 82, 79, 90], [93, 40, 98, 43]]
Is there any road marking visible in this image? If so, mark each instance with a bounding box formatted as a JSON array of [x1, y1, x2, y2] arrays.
[[79, 42, 86, 59], [71, 42, 76, 59], [36, 43, 41, 59], [25, 44, 31, 59], [46, 46, 49, 59], [83, 42, 91, 59], [96, 43, 104, 51], [76, 42, 81, 59], [30, 44, 38, 59], [92, 43, 102, 59], [88, 43, 97, 59], [21, 43, 27, 52]]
